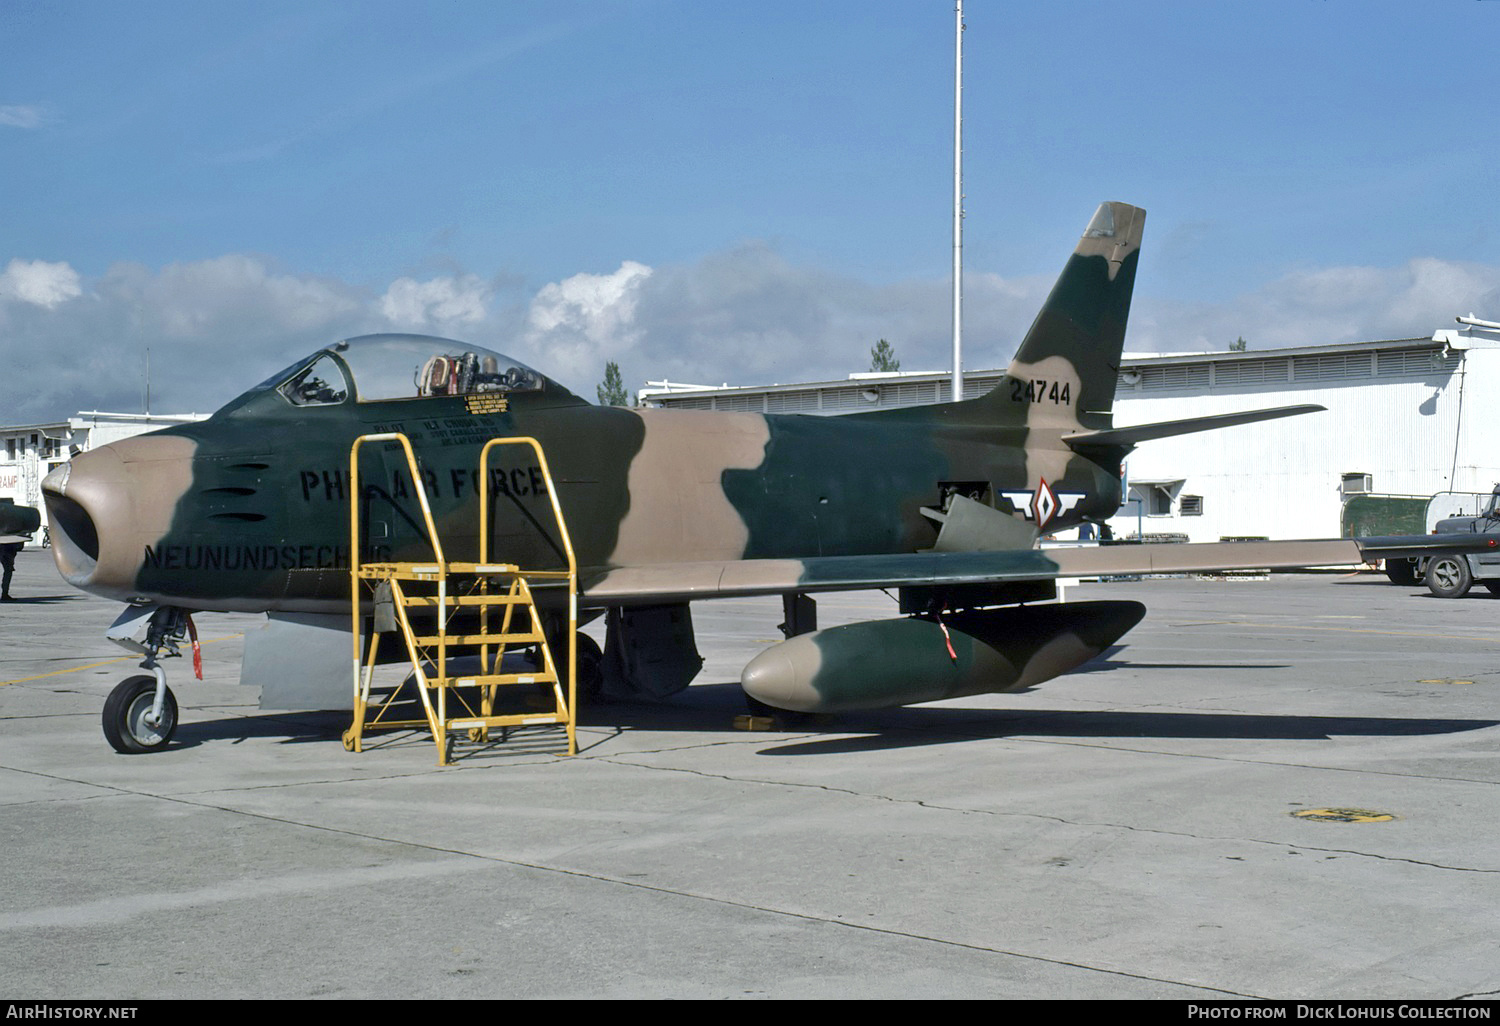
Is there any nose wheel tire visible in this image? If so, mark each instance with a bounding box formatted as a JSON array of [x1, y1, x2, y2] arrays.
[[103, 675, 179, 753]]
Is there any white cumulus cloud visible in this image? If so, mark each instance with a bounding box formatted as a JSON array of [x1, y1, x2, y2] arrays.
[[521, 261, 654, 384], [0, 259, 82, 309], [378, 275, 491, 328]]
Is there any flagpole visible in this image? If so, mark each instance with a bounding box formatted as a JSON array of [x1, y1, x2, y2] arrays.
[[951, 1, 964, 403]]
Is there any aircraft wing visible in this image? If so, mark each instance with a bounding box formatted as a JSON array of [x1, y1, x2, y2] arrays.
[[579, 533, 1496, 605]]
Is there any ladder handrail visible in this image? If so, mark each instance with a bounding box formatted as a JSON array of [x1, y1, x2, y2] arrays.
[[477, 436, 578, 574], [349, 433, 450, 709], [349, 431, 450, 569], [479, 436, 578, 759]]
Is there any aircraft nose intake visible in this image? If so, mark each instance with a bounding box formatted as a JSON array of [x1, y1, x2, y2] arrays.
[[43, 462, 100, 570], [42, 435, 198, 599], [44, 455, 113, 586]]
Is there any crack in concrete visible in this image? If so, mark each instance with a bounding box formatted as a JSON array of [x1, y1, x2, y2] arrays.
[[584, 755, 1500, 875]]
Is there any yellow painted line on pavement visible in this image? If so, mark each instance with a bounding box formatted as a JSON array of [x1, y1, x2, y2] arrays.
[[0, 634, 244, 687], [1, 655, 134, 686]]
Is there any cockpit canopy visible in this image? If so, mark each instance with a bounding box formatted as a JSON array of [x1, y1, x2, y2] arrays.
[[251, 334, 554, 408]]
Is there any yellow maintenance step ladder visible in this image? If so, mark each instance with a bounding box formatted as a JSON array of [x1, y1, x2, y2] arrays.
[[342, 433, 578, 764]]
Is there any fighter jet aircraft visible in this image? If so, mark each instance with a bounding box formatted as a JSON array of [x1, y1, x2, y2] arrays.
[[42, 202, 1492, 753]]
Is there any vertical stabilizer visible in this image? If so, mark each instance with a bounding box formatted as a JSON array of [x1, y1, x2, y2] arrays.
[[995, 202, 1145, 431]]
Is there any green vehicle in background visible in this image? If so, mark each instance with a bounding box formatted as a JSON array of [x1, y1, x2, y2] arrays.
[[1343, 494, 1428, 585]]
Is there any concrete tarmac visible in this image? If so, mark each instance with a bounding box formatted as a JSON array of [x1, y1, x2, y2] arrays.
[[3, 547, 1500, 1000]]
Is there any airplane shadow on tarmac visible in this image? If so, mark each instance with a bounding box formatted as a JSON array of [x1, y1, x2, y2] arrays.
[[170, 709, 350, 751], [753, 707, 1500, 757], [582, 681, 1500, 758], [165, 670, 1500, 760]]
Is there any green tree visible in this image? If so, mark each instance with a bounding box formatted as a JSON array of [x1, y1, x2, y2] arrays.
[[869, 338, 901, 372], [596, 361, 632, 406]]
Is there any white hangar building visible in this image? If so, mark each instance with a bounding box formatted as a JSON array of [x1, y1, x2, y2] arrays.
[[639, 319, 1500, 543]]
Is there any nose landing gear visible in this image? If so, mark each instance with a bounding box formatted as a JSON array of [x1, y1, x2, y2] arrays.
[[101, 605, 199, 754], [102, 674, 179, 753]]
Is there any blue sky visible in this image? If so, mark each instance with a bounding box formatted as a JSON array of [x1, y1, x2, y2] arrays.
[[3, 1, 1498, 421]]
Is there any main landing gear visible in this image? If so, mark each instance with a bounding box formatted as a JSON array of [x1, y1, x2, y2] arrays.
[[101, 605, 199, 754]]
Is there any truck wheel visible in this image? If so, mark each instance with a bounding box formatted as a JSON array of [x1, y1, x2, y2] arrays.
[[1426, 556, 1473, 599], [1384, 559, 1419, 586]]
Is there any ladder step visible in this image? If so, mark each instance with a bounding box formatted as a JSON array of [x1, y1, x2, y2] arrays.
[[359, 565, 571, 581], [401, 594, 530, 607], [447, 714, 566, 730], [357, 569, 443, 582], [428, 673, 559, 687], [410, 633, 543, 646]]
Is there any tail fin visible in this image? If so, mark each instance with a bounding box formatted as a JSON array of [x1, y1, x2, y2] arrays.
[[988, 202, 1145, 431]]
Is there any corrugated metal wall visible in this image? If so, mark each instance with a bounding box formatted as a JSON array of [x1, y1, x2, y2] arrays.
[[1111, 346, 1496, 540]]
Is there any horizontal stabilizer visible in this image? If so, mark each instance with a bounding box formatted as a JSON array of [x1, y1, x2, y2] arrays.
[[1063, 404, 1324, 450]]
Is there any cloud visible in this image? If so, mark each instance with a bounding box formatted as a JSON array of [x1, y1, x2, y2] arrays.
[[1130, 257, 1500, 354], [516, 245, 1052, 396], [378, 275, 492, 328], [1, 245, 1497, 426], [0, 259, 82, 309], [98, 255, 363, 337], [0, 256, 372, 422], [520, 261, 653, 384], [0, 105, 49, 129]]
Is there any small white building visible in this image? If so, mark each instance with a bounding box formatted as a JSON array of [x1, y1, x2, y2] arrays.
[[1, 411, 209, 538], [639, 319, 1500, 542]]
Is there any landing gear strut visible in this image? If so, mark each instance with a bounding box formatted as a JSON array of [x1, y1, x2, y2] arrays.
[[101, 605, 198, 754]]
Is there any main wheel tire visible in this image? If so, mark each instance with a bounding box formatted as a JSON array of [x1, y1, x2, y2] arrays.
[[1426, 556, 1474, 599], [573, 632, 604, 700], [102, 675, 178, 754], [536, 617, 606, 701]]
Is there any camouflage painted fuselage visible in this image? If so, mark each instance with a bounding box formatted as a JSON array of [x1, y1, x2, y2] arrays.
[[45, 381, 1126, 613]]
